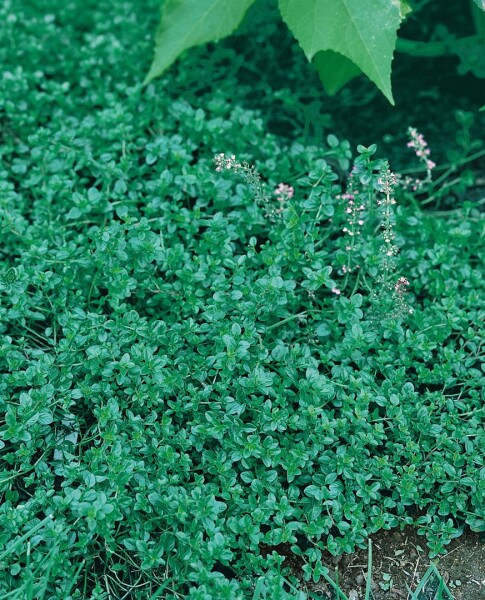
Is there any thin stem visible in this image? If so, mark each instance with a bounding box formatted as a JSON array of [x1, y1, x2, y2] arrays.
[[264, 310, 322, 331], [399, 148, 485, 177], [420, 177, 464, 205], [395, 37, 455, 57]]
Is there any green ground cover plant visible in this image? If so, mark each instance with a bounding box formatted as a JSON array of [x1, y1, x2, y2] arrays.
[[1, 0, 484, 598]]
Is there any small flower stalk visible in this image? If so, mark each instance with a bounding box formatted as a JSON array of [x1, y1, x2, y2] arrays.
[[374, 162, 412, 318], [214, 153, 292, 220], [399, 127, 436, 191], [377, 167, 398, 272], [393, 276, 412, 318], [338, 186, 365, 276], [213, 153, 238, 173], [342, 193, 365, 239], [407, 127, 436, 178], [273, 183, 294, 215], [213, 153, 268, 207]]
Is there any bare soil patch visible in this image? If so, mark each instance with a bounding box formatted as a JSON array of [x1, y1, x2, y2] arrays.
[[261, 528, 485, 599]]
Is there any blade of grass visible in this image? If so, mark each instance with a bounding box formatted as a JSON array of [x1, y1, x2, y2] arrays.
[[409, 563, 454, 600], [321, 568, 349, 600], [252, 577, 267, 599], [410, 564, 434, 599], [430, 564, 453, 600], [34, 560, 53, 600], [0, 515, 53, 563], [25, 541, 34, 600], [281, 573, 306, 595], [0, 588, 25, 600], [63, 560, 86, 598], [148, 577, 176, 600], [364, 539, 373, 600], [0, 539, 58, 600]]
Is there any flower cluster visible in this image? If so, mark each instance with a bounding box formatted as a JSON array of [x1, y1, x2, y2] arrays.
[[407, 128, 435, 169], [394, 276, 410, 295], [377, 168, 398, 261], [274, 182, 294, 201], [214, 153, 240, 172], [397, 173, 426, 193], [377, 168, 396, 198], [337, 188, 365, 276], [341, 193, 365, 238], [406, 127, 436, 182], [213, 155, 297, 220], [373, 162, 412, 318], [274, 182, 294, 215], [213, 153, 269, 212], [393, 277, 413, 316]]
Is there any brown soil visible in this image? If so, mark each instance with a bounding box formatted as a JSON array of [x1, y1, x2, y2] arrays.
[[261, 528, 485, 599]]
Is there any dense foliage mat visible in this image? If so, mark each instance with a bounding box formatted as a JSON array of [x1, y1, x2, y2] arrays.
[[1, 0, 484, 598]]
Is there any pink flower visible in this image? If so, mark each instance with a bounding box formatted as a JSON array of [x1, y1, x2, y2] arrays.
[[274, 183, 294, 202], [332, 287, 341, 295], [407, 127, 435, 177], [394, 277, 410, 294]]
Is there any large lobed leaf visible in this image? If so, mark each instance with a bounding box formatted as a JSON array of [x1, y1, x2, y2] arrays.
[[313, 50, 362, 96], [145, 0, 256, 84], [278, 0, 403, 104]]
